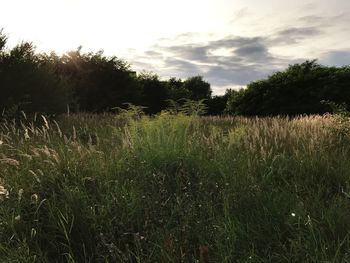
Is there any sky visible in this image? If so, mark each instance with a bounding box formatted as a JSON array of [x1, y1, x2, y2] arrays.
[[1, 0, 350, 94]]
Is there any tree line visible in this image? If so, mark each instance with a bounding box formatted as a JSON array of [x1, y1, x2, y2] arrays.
[[1, 30, 350, 117], [225, 60, 350, 116], [0, 31, 228, 117]]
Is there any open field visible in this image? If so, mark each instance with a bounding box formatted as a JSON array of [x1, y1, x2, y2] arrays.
[[1, 112, 350, 262]]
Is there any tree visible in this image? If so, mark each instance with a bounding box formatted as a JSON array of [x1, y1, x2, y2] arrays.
[[0, 40, 73, 115], [55, 48, 141, 112], [0, 31, 224, 116], [138, 72, 168, 114], [207, 89, 232, 115], [165, 77, 190, 101], [225, 60, 350, 116], [0, 29, 7, 51], [182, 76, 212, 100]]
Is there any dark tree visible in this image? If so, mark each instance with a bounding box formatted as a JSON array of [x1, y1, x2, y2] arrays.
[[0, 39, 73, 115], [166, 77, 190, 101], [138, 72, 168, 114], [225, 60, 350, 116], [182, 76, 212, 100], [206, 90, 231, 115], [0, 29, 6, 51], [55, 48, 141, 112]]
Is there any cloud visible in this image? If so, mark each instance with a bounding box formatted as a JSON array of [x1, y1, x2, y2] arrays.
[[277, 27, 321, 38], [128, 12, 349, 94], [268, 26, 323, 45], [204, 65, 266, 86], [129, 34, 302, 93], [298, 15, 324, 24], [162, 57, 201, 77], [144, 50, 163, 57], [297, 12, 350, 31], [209, 36, 265, 50], [159, 35, 271, 64], [234, 42, 270, 62], [162, 45, 209, 61]]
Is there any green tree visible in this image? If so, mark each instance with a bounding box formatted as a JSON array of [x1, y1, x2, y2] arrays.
[[225, 60, 350, 116], [166, 77, 190, 101], [182, 76, 212, 100]]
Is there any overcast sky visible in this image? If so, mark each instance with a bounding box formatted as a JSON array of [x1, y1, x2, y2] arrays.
[[1, 0, 350, 94]]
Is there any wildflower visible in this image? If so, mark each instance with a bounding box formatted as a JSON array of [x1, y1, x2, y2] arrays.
[[15, 215, 21, 221], [291, 213, 296, 217], [0, 140, 3, 145]]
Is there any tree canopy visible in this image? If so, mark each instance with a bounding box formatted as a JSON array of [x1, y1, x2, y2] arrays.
[[0, 31, 215, 116], [1, 30, 350, 117], [225, 60, 350, 116]]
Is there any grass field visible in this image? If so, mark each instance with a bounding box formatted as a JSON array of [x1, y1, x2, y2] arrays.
[[1, 111, 350, 262]]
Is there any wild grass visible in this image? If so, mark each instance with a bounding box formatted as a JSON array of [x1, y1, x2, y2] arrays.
[[1, 112, 350, 262]]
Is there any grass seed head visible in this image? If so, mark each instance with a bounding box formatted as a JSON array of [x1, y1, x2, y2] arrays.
[[0, 185, 9, 200]]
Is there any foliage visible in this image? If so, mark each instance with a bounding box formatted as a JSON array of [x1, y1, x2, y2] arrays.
[[112, 103, 146, 122], [166, 77, 191, 101], [0, 29, 7, 51], [182, 76, 212, 101], [225, 60, 350, 116], [321, 100, 350, 117], [206, 93, 229, 115], [3, 30, 350, 117], [52, 48, 141, 112], [0, 38, 73, 115], [179, 99, 208, 116], [0, 31, 218, 116], [1, 113, 350, 261], [137, 72, 168, 114], [165, 99, 208, 116], [321, 100, 350, 140]]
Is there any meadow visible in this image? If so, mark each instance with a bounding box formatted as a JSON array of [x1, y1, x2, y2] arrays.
[[1, 110, 350, 262]]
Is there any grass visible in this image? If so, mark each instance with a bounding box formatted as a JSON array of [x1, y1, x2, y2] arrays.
[[1, 112, 350, 262]]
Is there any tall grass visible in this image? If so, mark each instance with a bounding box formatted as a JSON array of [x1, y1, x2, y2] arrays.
[[1, 112, 350, 262]]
